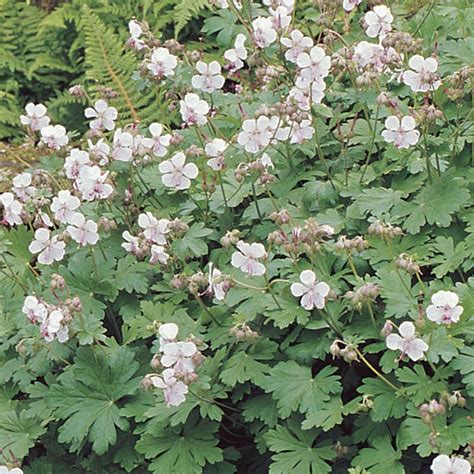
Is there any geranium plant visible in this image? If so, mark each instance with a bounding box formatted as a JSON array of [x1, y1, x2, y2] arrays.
[[0, 0, 472, 472]]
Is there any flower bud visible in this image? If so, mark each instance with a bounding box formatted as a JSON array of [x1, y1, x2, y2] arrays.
[[150, 354, 161, 370], [141, 375, 154, 390]]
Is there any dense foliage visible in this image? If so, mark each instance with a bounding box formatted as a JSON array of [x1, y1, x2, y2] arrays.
[[0, 0, 473, 473]]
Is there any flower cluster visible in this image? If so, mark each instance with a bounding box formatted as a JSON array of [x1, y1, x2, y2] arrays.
[[144, 323, 203, 406]]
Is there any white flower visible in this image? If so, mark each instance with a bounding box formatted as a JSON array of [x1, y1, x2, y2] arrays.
[[289, 79, 325, 111], [364, 6, 393, 38], [269, 6, 292, 30], [127, 20, 146, 50], [291, 270, 330, 310], [0, 466, 24, 474], [430, 454, 471, 474], [141, 123, 171, 157], [352, 41, 399, 73], [122, 231, 140, 254], [29, 228, 66, 265], [88, 138, 110, 165], [151, 368, 189, 407], [12, 173, 36, 201], [343, 0, 362, 12], [50, 190, 81, 224], [208, 263, 226, 301], [147, 47, 178, 78], [158, 323, 179, 351], [42, 309, 69, 343], [40, 125, 68, 149], [64, 149, 90, 180], [77, 166, 113, 201], [112, 129, 134, 162], [252, 17, 277, 48], [84, 100, 118, 131], [288, 119, 314, 144], [159, 152, 198, 190], [281, 29, 313, 63], [180, 93, 209, 126], [22, 296, 48, 323], [67, 214, 99, 246], [20, 103, 50, 131], [217, 0, 242, 8], [138, 212, 169, 244], [426, 291, 463, 325], [386, 321, 428, 361], [402, 55, 441, 92], [150, 244, 169, 265], [0, 192, 23, 226], [297, 46, 331, 82], [192, 61, 225, 93], [224, 34, 248, 70], [161, 341, 197, 374], [237, 116, 279, 154], [231, 241, 267, 276], [205, 138, 228, 171], [382, 115, 420, 149], [258, 152, 274, 169]]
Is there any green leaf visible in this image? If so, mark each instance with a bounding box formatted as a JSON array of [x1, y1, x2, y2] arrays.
[[352, 436, 404, 474], [260, 362, 341, 419], [357, 378, 405, 422], [348, 187, 403, 219], [451, 346, 474, 395], [394, 177, 470, 233], [396, 365, 447, 404], [115, 255, 149, 294], [40, 346, 140, 454], [265, 422, 336, 474], [220, 350, 270, 387], [430, 237, 469, 278], [172, 223, 213, 257], [136, 418, 223, 473], [376, 266, 417, 319], [0, 409, 46, 460]]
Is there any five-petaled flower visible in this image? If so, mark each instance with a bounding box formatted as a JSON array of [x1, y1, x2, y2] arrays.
[[150, 368, 189, 407], [180, 93, 210, 126], [66, 214, 100, 247], [50, 190, 81, 224], [426, 290, 463, 325], [147, 47, 178, 78], [281, 29, 313, 63], [291, 270, 330, 310], [161, 341, 197, 374], [22, 296, 48, 324], [20, 103, 50, 131], [386, 321, 428, 361], [224, 34, 248, 70], [138, 212, 170, 244], [231, 241, 267, 276], [40, 125, 68, 149], [0, 192, 23, 226], [252, 17, 277, 48], [29, 228, 66, 265], [364, 5, 393, 38], [403, 55, 441, 92], [382, 115, 420, 148], [85, 100, 118, 131], [205, 138, 228, 171], [192, 61, 225, 93], [159, 152, 198, 190], [430, 454, 471, 474]]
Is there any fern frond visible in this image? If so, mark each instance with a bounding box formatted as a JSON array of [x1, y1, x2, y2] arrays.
[[80, 6, 164, 126], [173, 0, 210, 37]]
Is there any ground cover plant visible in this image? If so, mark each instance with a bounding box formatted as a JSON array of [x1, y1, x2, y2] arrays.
[[0, 0, 473, 472]]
